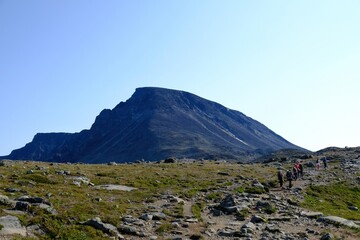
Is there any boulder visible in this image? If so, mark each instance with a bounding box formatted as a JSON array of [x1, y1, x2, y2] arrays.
[[320, 232, 334, 240], [14, 201, 30, 212], [80, 217, 124, 239], [0, 215, 27, 237], [300, 211, 323, 219], [251, 215, 267, 223], [318, 216, 359, 228]]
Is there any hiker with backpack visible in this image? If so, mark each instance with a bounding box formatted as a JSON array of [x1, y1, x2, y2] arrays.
[[322, 157, 328, 169], [299, 162, 304, 178], [292, 166, 298, 181], [277, 168, 284, 188], [286, 169, 294, 189]]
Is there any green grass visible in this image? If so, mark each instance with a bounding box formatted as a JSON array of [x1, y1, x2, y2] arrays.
[[191, 201, 206, 221], [302, 183, 360, 221]]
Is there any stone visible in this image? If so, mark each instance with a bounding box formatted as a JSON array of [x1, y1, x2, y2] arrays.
[[348, 206, 358, 211], [5, 188, 21, 193], [94, 184, 137, 191], [318, 216, 359, 228], [139, 213, 153, 221], [16, 196, 51, 205], [14, 201, 30, 212], [118, 224, 139, 235], [218, 229, 234, 237], [0, 215, 27, 237], [256, 200, 276, 214], [152, 212, 167, 220], [320, 232, 334, 240], [252, 179, 265, 188], [265, 224, 282, 233], [0, 194, 14, 206], [251, 215, 267, 223], [27, 224, 46, 237], [164, 158, 177, 163], [241, 221, 256, 231], [80, 217, 124, 239], [300, 211, 323, 219], [33, 203, 58, 215]]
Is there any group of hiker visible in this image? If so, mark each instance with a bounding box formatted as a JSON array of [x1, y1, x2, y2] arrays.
[[277, 156, 328, 189], [277, 161, 303, 189]]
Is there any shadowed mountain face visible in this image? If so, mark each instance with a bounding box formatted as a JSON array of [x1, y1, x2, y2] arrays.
[[3, 87, 305, 163]]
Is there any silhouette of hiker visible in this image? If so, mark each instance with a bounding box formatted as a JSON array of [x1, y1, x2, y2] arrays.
[[286, 170, 293, 189], [322, 157, 328, 169], [277, 168, 284, 188]]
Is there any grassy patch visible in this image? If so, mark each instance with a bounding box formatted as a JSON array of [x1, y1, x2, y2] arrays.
[[302, 183, 360, 220], [205, 192, 223, 201], [191, 201, 206, 221], [244, 186, 267, 194], [155, 223, 173, 234], [22, 173, 58, 184]]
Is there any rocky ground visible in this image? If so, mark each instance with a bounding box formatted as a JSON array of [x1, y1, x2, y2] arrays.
[[0, 148, 359, 239]]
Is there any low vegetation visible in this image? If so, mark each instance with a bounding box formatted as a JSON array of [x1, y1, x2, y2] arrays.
[[302, 183, 360, 221], [0, 154, 359, 239]]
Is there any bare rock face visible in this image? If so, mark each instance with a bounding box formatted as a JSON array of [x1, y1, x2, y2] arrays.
[[2, 87, 305, 163]]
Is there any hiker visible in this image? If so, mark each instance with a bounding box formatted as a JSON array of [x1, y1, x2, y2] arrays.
[[322, 157, 328, 169], [292, 166, 298, 181], [277, 168, 284, 188], [286, 170, 293, 189], [316, 159, 320, 170], [299, 162, 304, 178], [295, 162, 300, 177]]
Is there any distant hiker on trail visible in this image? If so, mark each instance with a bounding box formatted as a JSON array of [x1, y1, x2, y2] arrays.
[[286, 170, 294, 189], [322, 157, 328, 169], [277, 168, 284, 188], [299, 162, 304, 178], [316, 159, 321, 170], [292, 166, 298, 181], [295, 162, 300, 178]]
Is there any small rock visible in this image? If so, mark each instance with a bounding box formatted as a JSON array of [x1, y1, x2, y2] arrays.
[[152, 212, 167, 220], [0, 195, 13, 206], [118, 224, 139, 235], [164, 158, 177, 163], [348, 206, 358, 211], [139, 213, 153, 221], [80, 217, 124, 239], [241, 221, 256, 231], [300, 211, 323, 219], [14, 201, 30, 212], [251, 215, 267, 223], [320, 232, 334, 240]]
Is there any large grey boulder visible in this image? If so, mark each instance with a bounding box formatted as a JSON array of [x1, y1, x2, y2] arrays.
[[318, 216, 359, 228], [0, 215, 27, 238]]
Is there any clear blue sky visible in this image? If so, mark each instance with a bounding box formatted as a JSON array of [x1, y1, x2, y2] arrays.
[[1, 0, 360, 156]]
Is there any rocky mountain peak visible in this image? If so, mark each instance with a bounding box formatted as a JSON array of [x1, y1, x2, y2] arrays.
[[2, 87, 306, 163]]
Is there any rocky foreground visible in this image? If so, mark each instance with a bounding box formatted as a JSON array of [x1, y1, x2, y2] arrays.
[[0, 150, 359, 239]]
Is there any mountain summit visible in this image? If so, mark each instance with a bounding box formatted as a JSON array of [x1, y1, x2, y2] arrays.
[[3, 87, 304, 163]]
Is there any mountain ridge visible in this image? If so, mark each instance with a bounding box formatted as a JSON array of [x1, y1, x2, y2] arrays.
[[2, 87, 307, 163]]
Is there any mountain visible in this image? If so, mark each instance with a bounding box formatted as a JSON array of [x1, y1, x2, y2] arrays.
[[2, 87, 306, 163]]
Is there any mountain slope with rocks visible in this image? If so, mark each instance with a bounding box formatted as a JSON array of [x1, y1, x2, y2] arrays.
[[2, 87, 305, 163], [0, 147, 359, 239]]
